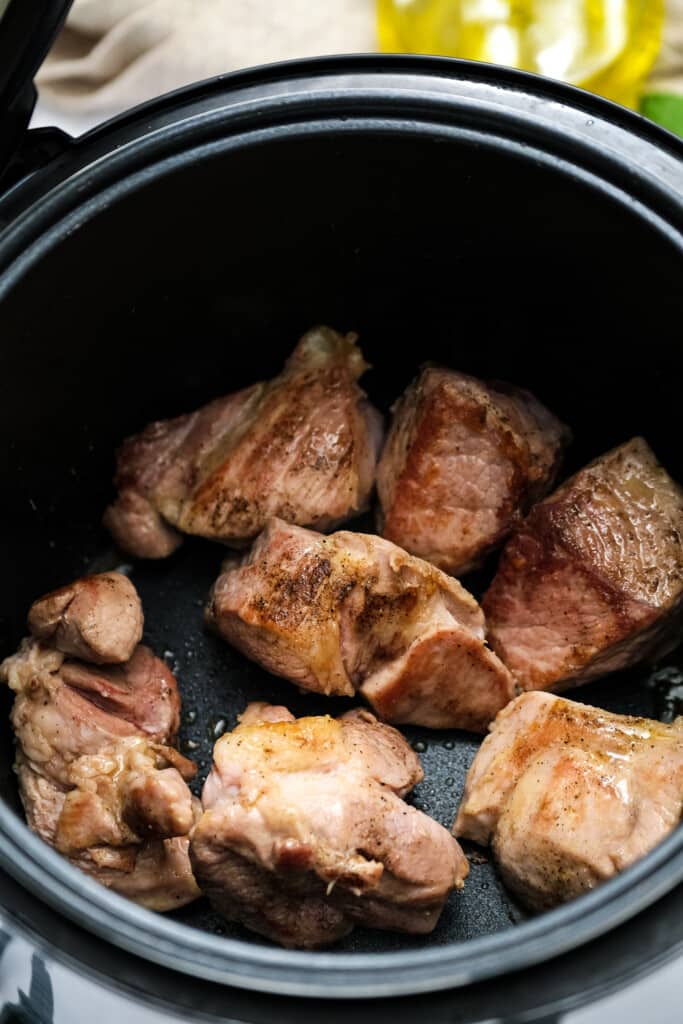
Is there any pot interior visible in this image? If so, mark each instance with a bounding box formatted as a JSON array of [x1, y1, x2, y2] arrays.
[[1, 123, 682, 957]]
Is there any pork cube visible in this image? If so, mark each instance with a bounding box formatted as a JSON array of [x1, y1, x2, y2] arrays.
[[377, 367, 568, 575], [454, 692, 683, 910], [483, 438, 683, 691], [104, 326, 383, 558], [190, 703, 469, 947], [207, 518, 514, 732]]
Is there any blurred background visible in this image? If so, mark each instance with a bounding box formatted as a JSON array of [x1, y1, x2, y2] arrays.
[[32, 0, 683, 136]]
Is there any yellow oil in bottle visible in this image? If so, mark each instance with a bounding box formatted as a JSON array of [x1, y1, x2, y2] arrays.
[[377, 0, 664, 108]]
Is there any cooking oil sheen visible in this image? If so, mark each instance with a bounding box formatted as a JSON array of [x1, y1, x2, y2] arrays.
[[377, 0, 663, 108]]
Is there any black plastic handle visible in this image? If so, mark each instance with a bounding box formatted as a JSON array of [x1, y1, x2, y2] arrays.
[[0, 119, 72, 216]]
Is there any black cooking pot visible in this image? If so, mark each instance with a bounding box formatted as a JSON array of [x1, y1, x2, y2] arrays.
[[1, 1, 683, 1019]]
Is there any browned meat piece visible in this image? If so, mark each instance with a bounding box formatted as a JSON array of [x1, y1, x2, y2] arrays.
[[190, 703, 469, 948], [104, 326, 383, 558], [207, 517, 514, 732], [377, 367, 568, 575], [454, 692, 683, 910], [0, 579, 200, 911], [483, 438, 683, 692], [27, 572, 143, 664]]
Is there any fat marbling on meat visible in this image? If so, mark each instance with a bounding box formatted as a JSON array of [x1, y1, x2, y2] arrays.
[[483, 438, 683, 692], [0, 573, 200, 911], [453, 691, 683, 910], [190, 702, 469, 948], [377, 367, 569, 575], [104, 326, 383, 558], [207, 517, 514, 732]]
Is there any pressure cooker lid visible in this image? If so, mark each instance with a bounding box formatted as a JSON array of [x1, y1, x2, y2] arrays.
[[0, 0, 72, 177]]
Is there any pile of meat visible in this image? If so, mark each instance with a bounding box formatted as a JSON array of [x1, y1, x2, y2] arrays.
[[1, 572, 468, 944], [4, 323, 683, 947], [0, 573, 200, 910]]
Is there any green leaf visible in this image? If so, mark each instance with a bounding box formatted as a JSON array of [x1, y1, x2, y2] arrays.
[[640, 93, 683, 137]]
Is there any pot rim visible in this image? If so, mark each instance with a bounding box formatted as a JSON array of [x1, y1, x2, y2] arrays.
[[1, 54, 681, 246]]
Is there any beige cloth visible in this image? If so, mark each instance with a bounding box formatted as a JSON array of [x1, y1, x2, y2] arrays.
[[650, 0, 683, 93], [37, 0, 683, 116], [37, 0, 375, 115]]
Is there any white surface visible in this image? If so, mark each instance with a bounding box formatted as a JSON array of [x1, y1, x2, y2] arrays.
[[569, 957, 682, 1023], [31, 95, 105, 137]]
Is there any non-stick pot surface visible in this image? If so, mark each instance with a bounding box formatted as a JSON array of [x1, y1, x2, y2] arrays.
[[0, 57, 682, 999]]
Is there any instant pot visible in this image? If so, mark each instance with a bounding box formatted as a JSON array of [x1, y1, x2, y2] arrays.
[[1, 0, 682, 1020]]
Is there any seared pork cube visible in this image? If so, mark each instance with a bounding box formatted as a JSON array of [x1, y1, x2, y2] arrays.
[[28, 572, 143, 664], [0, 574, 200, 911], [190, 703, 469, 948], [207, 518, 514, 732], [454, 692, 683, 911], [483, 438, 683, 692], [104, 326, 383, 558], [377, 367, 568, 575]]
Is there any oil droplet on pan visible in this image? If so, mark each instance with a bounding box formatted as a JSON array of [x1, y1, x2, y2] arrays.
[[210, 717, 227, 739]]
